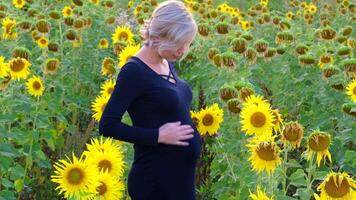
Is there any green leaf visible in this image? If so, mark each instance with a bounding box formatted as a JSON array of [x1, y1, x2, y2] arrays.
[[0, 143, 20, 158], [0, 156, 12, 172], [14, 179, 24, 192], [294, 188, 312, 200], [289, 169, 307, 187], [0, 190, 16, 200]]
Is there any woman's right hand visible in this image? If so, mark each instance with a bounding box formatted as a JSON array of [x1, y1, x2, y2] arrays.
[[158, 121, 195, 146]]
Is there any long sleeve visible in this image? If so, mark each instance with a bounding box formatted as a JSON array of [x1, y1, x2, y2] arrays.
[[98, 62, 159, 145]]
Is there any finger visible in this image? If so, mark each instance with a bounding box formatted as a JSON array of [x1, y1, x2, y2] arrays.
[[175, 141, 189, 146], [179, 134, 194, 140], [178, 128, 195, 135], [176, 125, 193, 130]]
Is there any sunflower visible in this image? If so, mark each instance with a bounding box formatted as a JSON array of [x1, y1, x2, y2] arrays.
[[62, 6, 72, 17], [306, 131, 332, 167], [247, 137, 281, 174], [346, 79, 356, 102], [37, 36, 49, 49], [83, 149, 125, 178], [98, 38, 109, 49], [101, 57, 116, 77], [90, 0, 100, 5], [8, 57, 31, 80], [240, 103, 274, 139], [318, 53, 334, 69], [0, 56, 9, 78], [112, 25, 134, 44], [308, 4, 317, 14], [44, 58, 60, 75], [2, 17, 17, 40], [249, 186, 273, 200], [271, 109, 283, 133], [51, 153, 99, 200], [282, 121, 304, 149], [88, 171, 125, 200], [100, 79, 115, 97], [118, 44, 140, 68], [196, 104, 224, 136], [13, 0, 26, 9], [240, 21, 251, 31], [190, 110, 200, 127], [91, 94, 110, 122], [85, 136, 122, 153], [314, 172, 356, 200], [243, 94, 270, 107], [26, 76, 45, 97]]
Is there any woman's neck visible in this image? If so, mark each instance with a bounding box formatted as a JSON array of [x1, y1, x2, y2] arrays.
[[136, 45, 165, 65]]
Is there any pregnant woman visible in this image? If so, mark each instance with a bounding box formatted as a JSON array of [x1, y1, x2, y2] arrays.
[[99, 1, 202, 199]]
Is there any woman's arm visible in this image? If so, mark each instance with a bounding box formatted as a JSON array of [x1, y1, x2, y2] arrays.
[[98, 62, 159, 145]]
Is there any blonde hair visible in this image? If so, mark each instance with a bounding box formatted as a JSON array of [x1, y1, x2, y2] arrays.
[[140, 0, 197, 52]]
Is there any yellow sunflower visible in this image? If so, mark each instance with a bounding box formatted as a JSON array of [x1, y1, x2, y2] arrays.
[[308, 4, 317, 14], [196, 104, 224, 136], [190, 110, 200, 128], [83, 149, 125, 178], [98, 38, 109, 49], [62, 6, 72, 17], [2, 17, 17, 40], [100, 79, 115, 97], [51, 153, 99, 200], [37, 36, 49, 49], [247, 137, 281, 174], [282, 121, 304, 149], [240, 21, 251, 31], [26, 76, 45, 97], [271, 109, 283, 133], [306, 131, 332, 167], [118, 44, 140, 68], [13, 0, 26, 9], [91, 94, 110, 122], [243, 94, 270, 107], [318, 53, 334, 69], [314, 172, 356, 200], [111, 25, 134, 44], [249, 185, 273, 200], [8, 57, 31, 80], [346, 79, 356, 102], [101, 57, 116, 77], [85, 136, 122, 153], [90, 0, 100, 5], [88, 171, 125, 200], [240, 103, 275, 139], [0, 56, 9, 78]]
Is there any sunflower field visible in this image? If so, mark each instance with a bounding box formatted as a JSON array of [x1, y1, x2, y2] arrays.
[[0, 0, 355, 199]]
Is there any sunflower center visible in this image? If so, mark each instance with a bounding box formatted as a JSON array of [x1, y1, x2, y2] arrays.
[[32, 81, 41, 90], [47, 62, 57, 71], [324, 175, 350, 198], [96, 181, 107, 195], [250, 112, 266, 128], [256, 142, 276, 161], [284, 129, 299, 141], [40, 39, 47, 45], [107, 88, 114, 95], [353, 87, 356, 95], [98, 160, 112, 172], [202, 114, 214, 126], [119, 32, 128, 41], [67, 168, 84, 185], [321, 56, 331, 63], [308, 134, 330, 151], [11, 59, 25, 72], [100, 40, 107, 46], [17, 0, 23, 4]]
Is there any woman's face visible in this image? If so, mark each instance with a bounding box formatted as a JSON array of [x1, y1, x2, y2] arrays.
[[158, 39, 193, 62]]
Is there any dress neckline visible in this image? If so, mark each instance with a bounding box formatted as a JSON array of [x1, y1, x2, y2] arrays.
[[131, 56, 178, 86]]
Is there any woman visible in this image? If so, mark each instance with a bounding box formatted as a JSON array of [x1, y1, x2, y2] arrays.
[[99, 1, 201, 199]]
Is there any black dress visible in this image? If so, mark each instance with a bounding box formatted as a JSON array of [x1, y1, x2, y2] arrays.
[[99, 56, 202, 200]]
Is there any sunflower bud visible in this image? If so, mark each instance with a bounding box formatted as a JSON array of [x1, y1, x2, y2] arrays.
[[12, 47, 31, 61], [213, 54, 222, 67], [295, 44, 309, 55], [48, 42, 59, 53], [216, 22, 229, 34], [245, 47, 257, 64], [44, 58, 60, 75], [342, 103, 356, 117], [231, 38, 247, 54], [275, 31, 294, 44], [36, 19, 51, 33], [208, 48, 220, 60], [198, 23, 209, 37], [298, 54, 316, 66], [227, 98, 242, 114], [337, 46, 352, 57], [322, 65, 340, 79], [341, 58, 356, 78], [65, 29, 77, 41], [219, 85, 238, 102], [320, 27, 336, 40], [49, 10, 61, 20], [18, 20, 32, 32], [264, 48, 277, 60], [72, 0, 83, 6], [239, 87, 255, 102]]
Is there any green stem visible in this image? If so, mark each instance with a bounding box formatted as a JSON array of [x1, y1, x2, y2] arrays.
[[307, 153, 315, 192], [282, 144, 290, 195], [216, 137, 237, 181]]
